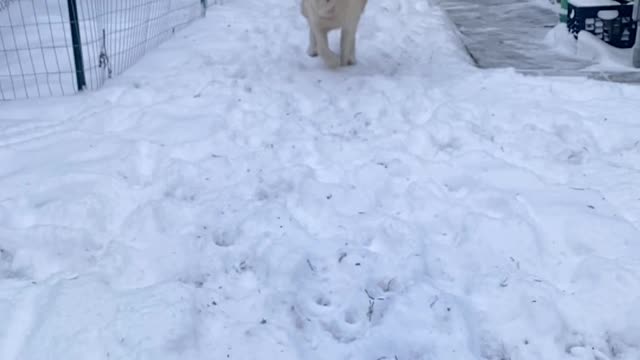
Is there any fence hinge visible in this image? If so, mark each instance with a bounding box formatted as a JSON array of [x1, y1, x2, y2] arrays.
[[98, 29, 112, 78]]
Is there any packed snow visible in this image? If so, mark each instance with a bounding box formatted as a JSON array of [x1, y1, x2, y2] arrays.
[[1, 0, 640, 359]]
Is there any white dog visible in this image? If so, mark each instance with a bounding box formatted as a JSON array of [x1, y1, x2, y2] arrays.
[[301, 0, 368, 68]]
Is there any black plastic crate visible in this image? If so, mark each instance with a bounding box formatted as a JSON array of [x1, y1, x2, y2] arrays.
[[567, 0, 637, 48]]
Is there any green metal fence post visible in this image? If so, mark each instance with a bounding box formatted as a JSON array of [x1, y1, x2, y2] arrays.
[[560, 0, 569, 23], [633, 0, 640, 67], [67, 0, 86, 91], [201, 0, 208, 16]]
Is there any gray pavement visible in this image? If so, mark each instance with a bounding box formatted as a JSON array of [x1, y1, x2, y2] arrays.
[[438, 0, 640, 82]]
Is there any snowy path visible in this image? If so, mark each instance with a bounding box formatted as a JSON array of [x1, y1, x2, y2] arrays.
[[1, 0, 640, 359], [438, 0, 640, 82]]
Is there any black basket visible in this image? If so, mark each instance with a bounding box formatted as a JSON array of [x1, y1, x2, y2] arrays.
[[567, 0, 637, 48]]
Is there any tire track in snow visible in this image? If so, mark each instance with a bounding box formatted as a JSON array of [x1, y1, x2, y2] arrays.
[[0, 104, 115, 149], [0, 120, 70, 149]]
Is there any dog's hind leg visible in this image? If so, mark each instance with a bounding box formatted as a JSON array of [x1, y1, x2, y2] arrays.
[[307, 28, 318, 57], [313, 26, 340, 68]]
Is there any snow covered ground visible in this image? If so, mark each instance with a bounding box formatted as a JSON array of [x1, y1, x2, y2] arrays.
[[1, 0, 640, 359]]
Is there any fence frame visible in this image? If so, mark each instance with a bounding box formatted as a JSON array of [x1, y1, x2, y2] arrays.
[[1, 0, 210, 100], [67, 0, 85, 91]]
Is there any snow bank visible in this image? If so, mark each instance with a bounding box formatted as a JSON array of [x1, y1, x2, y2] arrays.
[[545, 22, 640, 70]]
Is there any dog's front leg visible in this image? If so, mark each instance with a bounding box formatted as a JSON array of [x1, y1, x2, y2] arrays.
[[340, 26, 357, 66]]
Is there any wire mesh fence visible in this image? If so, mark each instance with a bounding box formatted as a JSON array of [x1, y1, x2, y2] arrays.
[[0, 0, 208, 101], [0, 0, 18, 11]]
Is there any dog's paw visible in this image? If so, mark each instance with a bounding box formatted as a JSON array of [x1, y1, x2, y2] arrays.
[[307, 47, 318, 57], [341, 56, 357, 66], [323, 53, 341, 69]]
